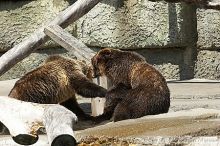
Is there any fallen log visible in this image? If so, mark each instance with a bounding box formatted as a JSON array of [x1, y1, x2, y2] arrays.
[[0, 96, 45, 145], [0, 96, 77, 145], [0, 0, 102, 76], [149, 0, 220, 10], [43, 105, 78, 146]]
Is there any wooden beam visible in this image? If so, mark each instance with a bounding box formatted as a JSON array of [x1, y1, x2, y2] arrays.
[[0, 0, 102, 76], [149, 0, 220, 10], [44, 25, 95, 64]]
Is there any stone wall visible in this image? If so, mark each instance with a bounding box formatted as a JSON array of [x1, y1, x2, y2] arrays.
[[77, 0, 197, 48], [194, 9, 220, 80], [0, 0, 220, 80], [0, 0, 76, 52], [197, 9, 220, 49]]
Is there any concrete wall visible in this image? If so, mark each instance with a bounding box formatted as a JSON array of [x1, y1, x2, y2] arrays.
[[0, 0, 220, 80]]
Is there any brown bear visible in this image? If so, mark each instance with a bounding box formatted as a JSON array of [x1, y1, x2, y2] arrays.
[[91, 48, 170, 122], [8, 55, 107, 120]]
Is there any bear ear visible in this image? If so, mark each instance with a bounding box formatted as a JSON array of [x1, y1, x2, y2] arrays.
[[100, 49, 112, 59]]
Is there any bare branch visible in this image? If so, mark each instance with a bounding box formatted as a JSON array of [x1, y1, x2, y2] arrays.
[[44, 25, 95, 64]]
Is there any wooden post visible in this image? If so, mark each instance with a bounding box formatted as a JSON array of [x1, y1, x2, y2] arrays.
[[0, 0, 102, 76], [91, 76, 107, 116]]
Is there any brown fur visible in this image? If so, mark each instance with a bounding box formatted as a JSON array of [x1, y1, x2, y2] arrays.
[[9, 55, 107, 120], [91, 48, 170, 122]]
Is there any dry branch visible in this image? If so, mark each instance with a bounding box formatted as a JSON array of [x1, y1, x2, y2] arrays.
[[149, 0, 220, 9], [44, 25, 95, 64], [0, 0, 102, 76]]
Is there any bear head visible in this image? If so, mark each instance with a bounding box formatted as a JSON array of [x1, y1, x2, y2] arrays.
[[91, 48, 120, 78], [91, 48, 146, 77], [45, 55, 93, 80]]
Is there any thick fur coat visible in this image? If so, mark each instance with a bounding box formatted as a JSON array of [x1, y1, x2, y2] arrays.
[[91, 48, 170, 122], [9, 55, 107, 120]]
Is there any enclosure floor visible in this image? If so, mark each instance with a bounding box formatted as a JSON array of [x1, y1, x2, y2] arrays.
[[0, 79, 220, 145]]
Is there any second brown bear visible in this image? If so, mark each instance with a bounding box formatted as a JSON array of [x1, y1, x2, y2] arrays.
[[91, 48, 170, 122], [9, 55, 107, 120]]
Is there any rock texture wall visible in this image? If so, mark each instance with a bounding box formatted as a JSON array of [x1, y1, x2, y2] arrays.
[[0, 0, 74, 52], [195, 9, 220, 80], [0, 0, 220, 80], [195, 50, 220, 80], [77, 0, 197, 48], [76, 0, 197, 80], [197, 9, 220, 49]]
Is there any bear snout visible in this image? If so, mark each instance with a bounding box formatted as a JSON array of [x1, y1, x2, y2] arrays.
[[91, 66, 101, 78], [91, 55, 101, 78]]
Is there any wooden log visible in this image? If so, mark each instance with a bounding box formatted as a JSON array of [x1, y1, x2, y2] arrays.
[[43, 105, 78, 146], [0, 96, 45, 145], [0, 96, 78, 146], [149, 0, 220, 10], [0, 0, 102, 76], [44, 25, 95, 64]]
